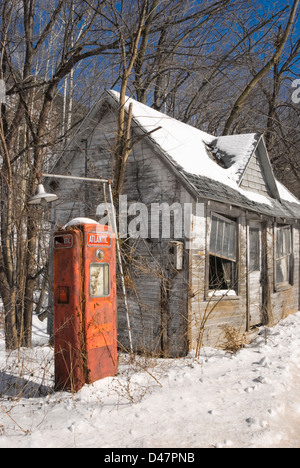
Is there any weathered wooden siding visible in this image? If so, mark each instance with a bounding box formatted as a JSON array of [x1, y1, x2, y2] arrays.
[[189, 202, 248, 350], [51, 105, 191, 357], [240, 150, 271, 196], [52, 107, 118, 226], [50, 102, 300, 357], [189, 204, 300, 351], [119, 137, 191, 356]]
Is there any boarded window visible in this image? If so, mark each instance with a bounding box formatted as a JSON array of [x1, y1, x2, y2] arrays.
[[90, 263, 110, 297], [209, 214, 237, 293], [276, 225, 293, 287]]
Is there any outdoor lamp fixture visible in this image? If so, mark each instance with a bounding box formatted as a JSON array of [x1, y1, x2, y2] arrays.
[[28, 172, 111, 207], [28, 183, 59, 206]]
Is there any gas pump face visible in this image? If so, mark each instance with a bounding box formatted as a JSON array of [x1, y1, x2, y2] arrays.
[[53, 221, 117, 392]]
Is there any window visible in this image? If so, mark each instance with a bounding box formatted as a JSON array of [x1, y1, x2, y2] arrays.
[[275, 225, 293, 288], [249, 228, 260, 272], [90, 264, 110, 297], [209, 213, 237, 294]]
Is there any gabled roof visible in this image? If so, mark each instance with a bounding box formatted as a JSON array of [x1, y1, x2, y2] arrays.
[[107, 91, 259, 193], [208, 133, 260, 183], [52, 89, 300, 220], [107, 90, 300, 219]]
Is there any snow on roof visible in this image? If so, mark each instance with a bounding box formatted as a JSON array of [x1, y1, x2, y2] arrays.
[[108, 91, 273, 205], [103, 91, 300, 215], [209, 134, 260, 183], [109, 90, 216, 173], [109, 91, 250, 189], [276, 180, 300, 205]]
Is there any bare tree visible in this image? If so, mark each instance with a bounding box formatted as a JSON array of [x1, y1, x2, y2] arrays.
[[222, 0, 300, 135], [0, 0, 120, 349], [110, 0, 148, 199]]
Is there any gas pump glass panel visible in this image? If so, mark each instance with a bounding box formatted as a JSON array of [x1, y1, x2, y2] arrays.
[[90, 263, 110, 297]]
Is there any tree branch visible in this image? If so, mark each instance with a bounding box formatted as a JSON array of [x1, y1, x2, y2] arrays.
[[222, 0, 300, 136]]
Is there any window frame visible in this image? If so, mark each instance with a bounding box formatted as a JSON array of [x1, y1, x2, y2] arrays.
[[249, 227, 261, 272], [274, 224, 294, 291], [206, 212, 239, 299]]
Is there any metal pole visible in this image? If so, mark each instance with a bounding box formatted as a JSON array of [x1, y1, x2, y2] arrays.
[[107, 182, 133, 354], [41, 172, 109, 184]]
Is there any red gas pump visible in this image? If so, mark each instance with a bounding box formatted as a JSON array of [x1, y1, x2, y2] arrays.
[[53, 219, 117, 392]]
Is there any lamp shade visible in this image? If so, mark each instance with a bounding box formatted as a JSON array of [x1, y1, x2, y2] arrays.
[[28, 184, 58, 205]]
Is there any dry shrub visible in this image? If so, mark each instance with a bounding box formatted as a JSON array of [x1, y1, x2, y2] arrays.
[[220, 325, 246, 354]]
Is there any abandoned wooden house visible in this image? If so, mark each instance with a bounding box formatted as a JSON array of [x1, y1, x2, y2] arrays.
[[47, 89, 300, 357]]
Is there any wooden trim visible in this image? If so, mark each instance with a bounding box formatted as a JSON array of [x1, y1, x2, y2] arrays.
[[274, 223, 294, 292]]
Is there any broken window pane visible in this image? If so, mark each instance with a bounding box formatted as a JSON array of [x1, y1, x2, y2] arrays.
[[209, 214, 238, 293], [209, 214, 237, 261], [216, 219, 224, 256], [209, 256, 236, 291], [209, 216, 218, 253]]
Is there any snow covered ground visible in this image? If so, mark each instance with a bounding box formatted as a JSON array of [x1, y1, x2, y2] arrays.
[[1, 312, 300, 449]]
